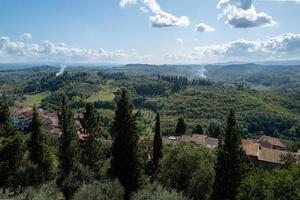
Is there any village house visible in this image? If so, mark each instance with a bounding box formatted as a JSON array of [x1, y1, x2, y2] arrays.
[[164, 134, 300, 170], [9, 106, 81, 136]]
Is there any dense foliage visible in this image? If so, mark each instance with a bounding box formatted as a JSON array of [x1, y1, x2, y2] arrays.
[[159, 143, 215, 200], [0, 65, 300, 200]]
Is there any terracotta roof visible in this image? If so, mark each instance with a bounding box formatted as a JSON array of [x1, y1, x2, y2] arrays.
[[205, 137, 218, 148], [242, 139, 259, 157], [164, 134, 298, 164], [180, 134, 207, 145], [9, 106, 32, 116], [258, 147, 288, 163], [259, 136, 290, 148]]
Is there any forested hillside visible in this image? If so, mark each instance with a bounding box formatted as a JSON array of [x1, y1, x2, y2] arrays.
[[1, 65, 300, 200], [1, 65, 300, 140]]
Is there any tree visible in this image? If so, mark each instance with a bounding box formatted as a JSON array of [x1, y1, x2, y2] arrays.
[[57, 95, 78, 199], [79, 103, 102, 172], [236, 170, 273, 200], [280, 152, 297, 168], [28, 107, 54, 182], [192, 124, 204, 135], [159, 143, 215, 200], [152, 112, 162, 179], [175, 117, 187, 136], [212, 109, 250, 200], [0, 101, 25, 190], [208, 120, 222, 138], [237, 165, 300, 200], [111, 89, 140, 199]]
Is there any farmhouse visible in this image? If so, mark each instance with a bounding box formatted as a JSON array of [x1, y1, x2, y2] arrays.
[[164, 134, 300, 170]]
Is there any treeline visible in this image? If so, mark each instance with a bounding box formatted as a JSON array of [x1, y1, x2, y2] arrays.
[[1, 89, 299, 200], [23, 72, 89, 94]]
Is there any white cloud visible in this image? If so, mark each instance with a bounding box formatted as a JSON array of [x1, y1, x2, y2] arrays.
[[166, 33, 300, 62], [265, 0, 300, 2], [0, 36, 147, 62], [194, 23, 215, 33], [120, 0, 138, 7], [217, 0, 277, 28], [176, 38, 184, 43], [20, 33, 32, 40], [120, 0, 190, 27]]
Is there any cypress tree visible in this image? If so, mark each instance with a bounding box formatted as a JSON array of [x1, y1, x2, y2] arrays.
[[208, 120, 222, 138], [79, 103, 102, 170], [175, 117, 187, 136], [0, 101, 25, 190], [57, 96, 77, 188], [111, 89, 140, 200], [28, 107, 53, 181], [212, 109, 249, 200], [152, 112, 162, 180], [192, 124, 204, 135]]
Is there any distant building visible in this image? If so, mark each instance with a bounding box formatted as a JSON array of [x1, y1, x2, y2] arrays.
[[164, 134, 300, 170], [258, 136, 290, 151]]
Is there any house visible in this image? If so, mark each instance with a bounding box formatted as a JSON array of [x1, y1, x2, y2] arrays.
[[164, 134, 300, 170], [258, 136, 290, 151], [9, 106, 32, 132]]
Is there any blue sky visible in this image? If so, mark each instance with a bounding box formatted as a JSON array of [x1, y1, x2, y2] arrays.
[[0, 0, 300, 64]]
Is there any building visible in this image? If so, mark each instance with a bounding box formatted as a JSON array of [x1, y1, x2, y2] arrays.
[[164, 134, 300, 170], [258, 136, 290, 151]]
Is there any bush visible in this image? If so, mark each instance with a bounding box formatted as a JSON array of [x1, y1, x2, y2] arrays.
[[73, 180, 124, 200], [59, 164, 95, 200], [159, 143, 215, 200], [15, 182, 61, 200], [237, 165, 300, 200], [131, 183, 189, 200]]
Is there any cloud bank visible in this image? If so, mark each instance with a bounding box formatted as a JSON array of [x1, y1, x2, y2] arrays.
[[120, 0, 190, 27], [217, 0, 277, 28], [0, 34, 145, 62], [166, 33, 300, 62]]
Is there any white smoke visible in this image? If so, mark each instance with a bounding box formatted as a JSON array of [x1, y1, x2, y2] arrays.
[[56, 64, 66, 77], [196, 67, 207, 79]]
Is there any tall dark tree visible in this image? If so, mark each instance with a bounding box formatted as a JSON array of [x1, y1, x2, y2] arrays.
[[0, 101, 25, 190], [57, 96, 78, 192], [192, 124, 204, 135], [175, 117, 187, 136], [212, 109, 250, 200], [208, 120, 222, 138], [111, 89, 140, 200], [79, 103, 102, 170], [152, 112, 162, 179], [28, 107, 53, 181]]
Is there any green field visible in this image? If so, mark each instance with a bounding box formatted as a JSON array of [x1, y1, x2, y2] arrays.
[[22, 92, 50, 107], [86, 89, 116, 102]]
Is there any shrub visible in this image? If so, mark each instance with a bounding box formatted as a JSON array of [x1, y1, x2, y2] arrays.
[[73, 180, 124, 200], [131, 183, 189, 200], [159, 143, 215, 200], [15, 182, 61, 200]]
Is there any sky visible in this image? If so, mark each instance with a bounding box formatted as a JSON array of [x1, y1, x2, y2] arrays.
[[1, 0, 300, 64]]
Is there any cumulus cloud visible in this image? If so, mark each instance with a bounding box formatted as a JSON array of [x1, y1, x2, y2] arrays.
[[120, 0, 138, 7], [0, 36, 146, 62], [120, 0, 190, 27], [194, 23, 215, 33], [20, 33, 32, 40], [166, 33, 300, 62], [176, 38, 184, 43], [217, 0, 277, 28]]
